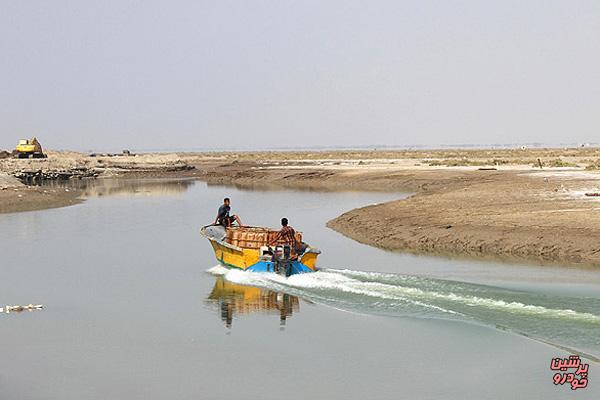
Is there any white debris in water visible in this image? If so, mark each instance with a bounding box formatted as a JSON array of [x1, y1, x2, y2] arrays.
[[1, 304, 44, 313]]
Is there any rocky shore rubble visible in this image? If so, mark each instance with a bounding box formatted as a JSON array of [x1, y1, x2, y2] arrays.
[[0, 152, 195, 185]]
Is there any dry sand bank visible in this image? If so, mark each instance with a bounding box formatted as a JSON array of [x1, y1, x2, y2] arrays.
[[0, 172, 82, 214], [328, 170, 600, 266], [0, 187, 82, 214]]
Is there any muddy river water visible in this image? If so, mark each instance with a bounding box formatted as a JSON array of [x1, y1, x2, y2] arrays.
[[1, 179, 598, 399]]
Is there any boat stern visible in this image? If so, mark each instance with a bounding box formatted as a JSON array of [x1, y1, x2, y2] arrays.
[[201, 225, 321, 275]]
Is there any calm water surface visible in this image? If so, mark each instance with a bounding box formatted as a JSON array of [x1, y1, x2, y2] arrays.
[[1, 179, 598, 399]]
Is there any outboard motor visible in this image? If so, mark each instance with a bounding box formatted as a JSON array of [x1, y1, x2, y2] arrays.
[[273, 245, 293, 277]]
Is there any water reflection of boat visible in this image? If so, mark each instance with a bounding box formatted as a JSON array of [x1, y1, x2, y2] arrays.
[[206, 277, 300, 328], [200, 225, 321, 276]]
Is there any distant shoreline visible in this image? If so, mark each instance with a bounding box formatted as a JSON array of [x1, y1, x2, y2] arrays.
[[8, 142, 597, 154]]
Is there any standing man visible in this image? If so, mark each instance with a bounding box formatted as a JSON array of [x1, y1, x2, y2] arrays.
[[214, 198, 242, 227], [269, 218, 296, 247]]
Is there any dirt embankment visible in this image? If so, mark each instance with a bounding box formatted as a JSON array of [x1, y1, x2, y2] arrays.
[[0, 172, 82, 214], [0, 151, 196, 179], [328, 170, 600, 266], [0, 151, 200, 214], [0, 185, 83, 214], [197, 159, 479, 193]]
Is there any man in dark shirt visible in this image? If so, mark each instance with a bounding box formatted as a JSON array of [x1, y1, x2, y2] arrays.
[[269, 218, 296, 247], [214, 198, 242, 227]]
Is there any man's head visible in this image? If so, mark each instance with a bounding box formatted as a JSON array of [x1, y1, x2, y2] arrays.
[[224, 198, 230, 206], [281, 218, 288, 226]]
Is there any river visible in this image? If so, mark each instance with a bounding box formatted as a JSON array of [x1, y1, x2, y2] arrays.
[[1, 179, 598, 399]]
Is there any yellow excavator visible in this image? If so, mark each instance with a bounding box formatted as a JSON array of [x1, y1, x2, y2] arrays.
[[13, 137, 47, 159]]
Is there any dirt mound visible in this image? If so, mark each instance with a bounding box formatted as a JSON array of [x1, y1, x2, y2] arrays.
[[0, 172, 24, 188]]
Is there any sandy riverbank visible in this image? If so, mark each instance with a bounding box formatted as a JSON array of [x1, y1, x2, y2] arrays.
[[0, 185, 82, 214], [328, 170, 600, 266], [4, 149, 600, 267], [0, 172, 81, 214]]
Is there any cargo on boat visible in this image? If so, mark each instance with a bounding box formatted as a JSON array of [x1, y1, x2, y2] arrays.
[[200, 225, 321, 276]]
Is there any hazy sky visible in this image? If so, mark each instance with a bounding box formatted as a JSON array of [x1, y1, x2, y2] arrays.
[[1, 1, 599, 151]]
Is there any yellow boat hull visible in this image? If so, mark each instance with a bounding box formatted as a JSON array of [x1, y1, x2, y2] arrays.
[[202, 226, 320, 274], [208, 239, 318, 271]]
